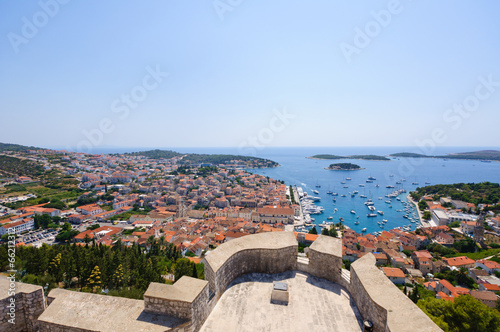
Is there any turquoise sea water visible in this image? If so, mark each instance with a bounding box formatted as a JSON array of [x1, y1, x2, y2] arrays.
[[88, 146, 500, 234]]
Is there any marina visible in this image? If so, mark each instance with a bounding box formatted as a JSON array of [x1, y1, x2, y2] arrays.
[[244, 146, 500, 235]]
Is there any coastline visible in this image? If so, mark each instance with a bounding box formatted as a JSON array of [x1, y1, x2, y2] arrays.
[[406, 194, 434, 228], [324, 167, 365, 171]]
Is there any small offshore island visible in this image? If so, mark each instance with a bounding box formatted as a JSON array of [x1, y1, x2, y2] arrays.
[[309, 154, 390, 161], [325, 163, 364, 170]]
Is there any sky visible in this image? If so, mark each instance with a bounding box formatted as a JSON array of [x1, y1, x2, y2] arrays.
[[1, 1, 500, 152]]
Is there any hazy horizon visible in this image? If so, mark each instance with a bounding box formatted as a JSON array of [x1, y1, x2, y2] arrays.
[[2, 1, 500, 150]]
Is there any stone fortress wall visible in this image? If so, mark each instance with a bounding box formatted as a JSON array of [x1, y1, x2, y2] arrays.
[[0, 277, 46, 332], [0, 233, 441, 332]]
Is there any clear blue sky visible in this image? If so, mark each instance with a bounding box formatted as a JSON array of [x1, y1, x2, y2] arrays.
[[1, 1, 499, 152]]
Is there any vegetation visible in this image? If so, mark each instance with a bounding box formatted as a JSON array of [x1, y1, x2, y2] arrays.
[[124, 149, 181, 159], [181, 153, 279, 168], [411, 182, 500, 205], [434, 268, 476, 289], [321, 226, 338, 238], [0, 155, 44, 178], [390, 152, 430, 158], [417, 295, 500, 331], [326, 163, 362, 170], [0, 239, 203, 299], [309, 154, 390, 161], [0, 142, 41, 152], [391, 150, 500, 161], [125, 149, 279, 168]]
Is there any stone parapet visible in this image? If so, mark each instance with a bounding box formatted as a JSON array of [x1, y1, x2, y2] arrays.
[[308, 235, 342, 283], [203, 232, 298, 299], [144, 277, 210, 331], [350, 253, 442, 332], [0, 276, 46, 332]]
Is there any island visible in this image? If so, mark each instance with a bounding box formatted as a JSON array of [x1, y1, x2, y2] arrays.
[[389, 150, 500, 161], [325, 163, 364, 170], [308, 154, 390, 161]]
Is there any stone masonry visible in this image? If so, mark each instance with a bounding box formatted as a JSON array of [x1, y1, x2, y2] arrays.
[[0, 276, 46, 332]]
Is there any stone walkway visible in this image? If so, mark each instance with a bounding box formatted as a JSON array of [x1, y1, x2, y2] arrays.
[[200, 271, 363, 332]]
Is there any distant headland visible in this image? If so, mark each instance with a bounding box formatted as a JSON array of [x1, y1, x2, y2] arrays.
[[390, 150, 500, 161], [308, 154, 390, 161]]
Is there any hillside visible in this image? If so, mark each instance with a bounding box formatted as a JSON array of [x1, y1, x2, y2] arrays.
[[410, 182, 500, 206], [0, 155, 44, 178], [0, 142, 41, 152], [124, 149, 182, 159], [124, 150, 279, 168]]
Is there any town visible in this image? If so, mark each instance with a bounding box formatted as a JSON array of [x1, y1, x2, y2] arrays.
[[1, 147, 500, 325]]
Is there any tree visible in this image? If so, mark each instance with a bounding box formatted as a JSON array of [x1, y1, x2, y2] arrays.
[[87, 265, 102, 293], [174, 258, 192, 281], [321, 228, 329, 236], [418, 295, 500, 332], [49, 253, 62, 282], [191, 262, 198, 278], [423, 211, 432, 221], [309, 227, 318, 235]]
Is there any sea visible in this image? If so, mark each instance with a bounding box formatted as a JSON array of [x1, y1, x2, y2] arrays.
[[73, 146, 500, 235]]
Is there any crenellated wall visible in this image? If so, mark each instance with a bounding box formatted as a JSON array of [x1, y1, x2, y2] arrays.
[[349, 253, 442, 332], [203, 232, 298, 299], [1, 233, 442, 332], [0, 277, 46, 332]]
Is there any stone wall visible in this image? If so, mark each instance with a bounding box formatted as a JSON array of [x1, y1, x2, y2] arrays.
[[144, 276, 210, 332], [307, 235, 342, 283], [0, 277, 46, 332], [203, 232, 298, 299], [349, 253, 442, 332]]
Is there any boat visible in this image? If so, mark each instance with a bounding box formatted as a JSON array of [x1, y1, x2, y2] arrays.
[[339, 217, 344, 222], [346, 177, 352, 181], [389, 174, 394, 177], [327, 216, 333, 220], [332, 192, 338, 196], [360, 194, 367, 198], [362, 228, 367, 232], [375, 184, 380, 187], [341, 181, 346, 184], [326, 191, 333, 195], [368, 206, 376, 211], [382, 219, 388, 223], [350, 210, 356, 214], [312, 189, 319, 194], [412, 182, 419, 185], [355, 221, 359, 225], [425, 182, 431, 184], [366, 179, 374, 183], [343, 186, 349, 188], [385, 200, 391, 204], [368, 176, 376, 180], [334, 208, 338, 211], [377, 210, 384, 215], [359, 184, 365, 187], [367, 214, 377, 217]]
